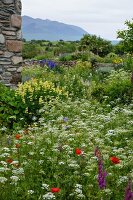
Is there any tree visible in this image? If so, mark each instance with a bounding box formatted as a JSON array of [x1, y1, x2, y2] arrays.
[[117, 19, 133, 53], [79, 34, 113, 57], [113, 41, 125, 55]]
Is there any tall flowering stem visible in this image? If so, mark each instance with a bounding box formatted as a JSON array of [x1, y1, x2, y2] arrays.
[[125, 179, 133, 200], [95, 147, 107, 190]]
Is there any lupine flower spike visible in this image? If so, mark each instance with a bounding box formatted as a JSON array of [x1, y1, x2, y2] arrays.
[[95, 147, 107, 189], [125, 179, 133, 200]]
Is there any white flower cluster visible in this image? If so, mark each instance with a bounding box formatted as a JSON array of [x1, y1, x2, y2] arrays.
[[0, 177, 7, 183], [28, 190, 34, 195], [71, 184, 85, 199], [41, 183, 49, 190], [42, 192, 55, 199], [12, 168, 24, 175]]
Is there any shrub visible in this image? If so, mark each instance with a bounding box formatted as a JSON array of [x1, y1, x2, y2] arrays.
[[15, 79, 68, 123], [22, 66, 45, 82], [34, 54, 47, 60], [59, 54, 73, 61], [91, 70, 133, 104], [123, 54, 133, 71], [104, 53, 123, 65], [104, 70, 133, 102], [0, 83, 26, 130], [71, 61, 92, 80], [22, 43, 41, 59]]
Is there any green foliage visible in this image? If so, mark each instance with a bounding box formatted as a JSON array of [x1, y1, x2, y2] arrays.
[[79, 34, 113, 57], [1, 55, 133, 130], [113, 41, 125, 55], [34, 54, 47, 60], [67, 52, 89, 61], [57, 41, 77, 54], [0, 83, 26, 129], [91, 70, 133, 104], [15, 79, 68, 124], [123, 54, 133, 71], [117, 19, 133, 53], [73, 61, 92, 78], [22, 66, 45, 82], [59, 54, 73, 61], [0, 77, 68, 129], [104, 53, 118, 62], [63, 75, 89, 99], [21, 62, 91, 100], [104, 53, 123, 65], [22, 42, 42, 59]]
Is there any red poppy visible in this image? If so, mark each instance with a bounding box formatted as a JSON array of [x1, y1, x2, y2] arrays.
[[110, 156, 120, 164], [16, 143, 21, 148], [6, 158, 13, 164], [15, 134, 21, 140], [51, 188, 60, 193], [75, 148, 82, 155]]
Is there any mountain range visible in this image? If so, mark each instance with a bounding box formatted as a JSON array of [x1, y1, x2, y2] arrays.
[[22, 16, 88, 41]]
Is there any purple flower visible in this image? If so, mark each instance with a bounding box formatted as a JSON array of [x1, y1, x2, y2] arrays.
[[95, 147, 107, 190], [63, 117, 68, 122], [39, 59, 56, 69], [125, 179, 133, 200], [98, 159, 107, 189]]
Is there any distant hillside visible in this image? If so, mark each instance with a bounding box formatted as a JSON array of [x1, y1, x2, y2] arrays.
[[22, 16, 88, 41]]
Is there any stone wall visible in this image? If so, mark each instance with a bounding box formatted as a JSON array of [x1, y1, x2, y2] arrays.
[[0, 0, 22, 86]]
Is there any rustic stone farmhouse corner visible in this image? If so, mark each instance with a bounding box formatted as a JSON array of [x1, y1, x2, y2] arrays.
[[0, 0, 22, 87]]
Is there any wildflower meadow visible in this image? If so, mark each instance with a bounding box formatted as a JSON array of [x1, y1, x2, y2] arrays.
[[0, 60, 133, 200]]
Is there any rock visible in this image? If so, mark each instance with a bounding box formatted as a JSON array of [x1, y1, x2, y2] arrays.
[[0, 80, 10, 84], [0, 34, 5, 43], [0, 50, 4, 55], [6, 40, 22, 52], [4, 51, 14, 57], [6, 35, 16, 40], [7, 67, 17, 72], [11, 14, 21, 28], [10, 73, 22, 84], [0, 67, 3, 73], [2, 0, 14, 4], [15, 0, 22, 14], [2, 27, 16, 31], [2, 30, 16, 36], [17, 66, 23, 72], [3, 72, 12, 76], [3, 76, 12, 80], [0, 61, 11, 65], [11, 56, 23, 64], [16, 30, 22, 39], [96, 63, 115, 68]]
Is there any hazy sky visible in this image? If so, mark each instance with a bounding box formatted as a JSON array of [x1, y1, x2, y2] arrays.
[[21, 0, 133, 40]]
